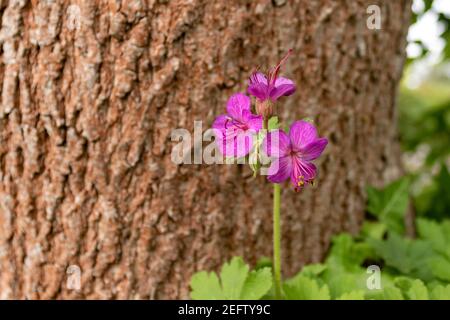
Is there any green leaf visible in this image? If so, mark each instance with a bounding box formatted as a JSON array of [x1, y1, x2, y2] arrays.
[[360, 221, 387, 240], [394, 277, 429, 300], [368, 233, 433, 281], [190, 257, 272, 300], [326, 234, 373, 272], [220, 257, 249, 299], [393, 276, 414, 291], [417, 218, 450, 259], [429, 256, 450, 282], [368, 283, 405, 300], [320, 233, 386, 298], [240, 268, 273, 300], [286, 264, 328, 295], [325, 271, 368, 299], [302, 117, 315, 124], [416, 165, 450, 220], [190, 271, 224, 300], [300, 264, 327, 278], [408, 280, 429, 300], [366, 178, 410, 234], [255, 256, 272, 270], [268, 116, 280, 130], [423, 0, 433, 12], [337, 290, 365, 300], [429, 284, 450, 300], [283, 275, 330, 300], [381, 286, 405, 300]]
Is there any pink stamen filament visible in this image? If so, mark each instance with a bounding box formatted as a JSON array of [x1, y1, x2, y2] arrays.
[[268, 49, 293, 86]]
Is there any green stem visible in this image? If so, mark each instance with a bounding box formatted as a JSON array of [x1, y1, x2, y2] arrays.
[[262, 116, 282, 299], [273, 183, 282, 299]]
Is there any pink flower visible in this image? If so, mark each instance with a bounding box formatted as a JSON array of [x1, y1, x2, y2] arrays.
[[263, 120, 328, 191], [248, 49, 296, 103], [212, 93, 263, 158]]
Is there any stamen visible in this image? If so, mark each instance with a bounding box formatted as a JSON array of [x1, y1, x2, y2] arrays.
[[250, 66, 261, 84], [297, 175, 304, 187], [269, 49, 293, 85]]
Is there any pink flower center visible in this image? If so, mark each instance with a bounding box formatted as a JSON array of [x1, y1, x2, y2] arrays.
[[289, 149, 300, 158]]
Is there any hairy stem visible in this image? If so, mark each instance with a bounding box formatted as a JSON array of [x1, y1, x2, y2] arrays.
[[262, 116, 282, 299], [273, 183, 282, 299]]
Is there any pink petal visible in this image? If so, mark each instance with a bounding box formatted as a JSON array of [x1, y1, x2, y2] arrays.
[[290, 159, 316, 187], [249, 72, 268, 85], [248, 83, 269, 101], [289, 120, 318, 150], [214, 127, 255, 158], [270, 77, 296, 100], [301, 138, 328, 161], [232, 132, 254, 158], [262, 130, 291, 158], [274, 76, 295, 87], [226, 93, 251, 121], [212, 114, 229, 131], [267, 156, 292, 184], [242, 110, 263, 132]]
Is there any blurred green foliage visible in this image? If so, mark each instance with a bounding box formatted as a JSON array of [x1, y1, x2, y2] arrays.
[[366, 178, 410, 234], [400, 0, 450, 220], [398, 75, 450, 219], [399, 79, 450, 165]]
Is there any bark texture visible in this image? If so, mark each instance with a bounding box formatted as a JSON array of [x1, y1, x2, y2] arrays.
[[0, 0, 410, 299]]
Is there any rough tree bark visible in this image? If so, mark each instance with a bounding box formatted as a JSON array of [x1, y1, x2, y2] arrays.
[[0, 0, 411, 299]]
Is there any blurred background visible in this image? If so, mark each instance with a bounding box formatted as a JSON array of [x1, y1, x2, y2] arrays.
[[400, 0, 450, 221]]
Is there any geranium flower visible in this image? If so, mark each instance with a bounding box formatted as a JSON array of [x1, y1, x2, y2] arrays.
[[212, 93, 263, 158], [263, 120, 328, 191], [248, 49, 296, 104]]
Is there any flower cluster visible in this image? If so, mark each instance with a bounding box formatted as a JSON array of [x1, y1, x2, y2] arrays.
[[213, 50, 328, 190], [212, 93, 262, 158]]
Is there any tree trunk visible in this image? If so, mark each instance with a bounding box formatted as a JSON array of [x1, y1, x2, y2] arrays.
[[0, 0, 411, 299]]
